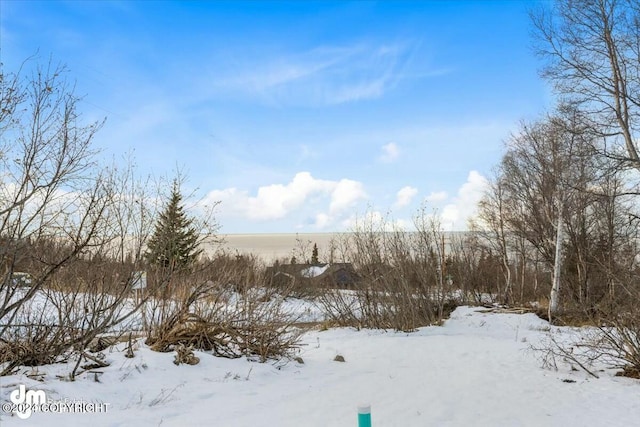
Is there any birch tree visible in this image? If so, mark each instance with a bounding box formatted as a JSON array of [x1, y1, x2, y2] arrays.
[[480, 108, 598, 320], [533, 0, 640, 168], [475, 176, 513, 304]]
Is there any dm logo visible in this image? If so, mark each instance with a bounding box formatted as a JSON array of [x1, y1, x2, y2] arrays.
[[10, 384, 46, 419]]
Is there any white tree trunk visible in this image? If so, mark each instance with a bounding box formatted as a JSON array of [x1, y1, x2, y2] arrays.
[[549, 200, 564, 322]]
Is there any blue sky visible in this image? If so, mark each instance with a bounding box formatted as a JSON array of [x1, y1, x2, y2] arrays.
[[1, 1, 550, 234]]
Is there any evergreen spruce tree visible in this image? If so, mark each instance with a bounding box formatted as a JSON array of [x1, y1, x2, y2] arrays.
[[146, 181, 201, 270], [311, 243, 320, 265]]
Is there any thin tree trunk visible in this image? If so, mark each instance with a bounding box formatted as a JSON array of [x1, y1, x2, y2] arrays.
[[502, 256, 511, 305], [549, 199, 564, 322]]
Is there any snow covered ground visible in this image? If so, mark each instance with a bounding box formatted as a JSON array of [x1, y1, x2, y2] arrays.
[[1, 306, 638, 426]]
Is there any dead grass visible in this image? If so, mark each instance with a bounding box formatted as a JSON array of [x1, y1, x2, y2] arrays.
[[615, 366, 640, 379]]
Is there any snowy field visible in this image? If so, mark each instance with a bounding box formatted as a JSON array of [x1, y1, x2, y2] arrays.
[[1, 306, 638, 426]]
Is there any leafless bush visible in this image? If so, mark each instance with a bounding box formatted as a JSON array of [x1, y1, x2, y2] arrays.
[[570, 318, 640, 378], [317, 210, 459, 331], [144, 256, 303, 362], [534, 295, 640, 379], [533, 329, 601, 379], [0, 244, 152, 376], [317, 289, 361, 328]]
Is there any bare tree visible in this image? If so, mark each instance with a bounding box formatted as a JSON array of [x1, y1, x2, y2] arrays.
[[533, 0, 640, 168], [474, 175, 513, 304], [0, 59, 163, 376], [0, 59, 104, 324], [479, 107, 607, 320]]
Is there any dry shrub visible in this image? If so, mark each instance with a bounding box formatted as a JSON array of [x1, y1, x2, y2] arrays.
[[317, 289, 361, 328], [0, 327, 61, 375], [587, 312, 640, 377], [144, 256, 303, 362], [0, 258, 146, 377], [317, 211, 459, 331], [535, 300, 640, 379], [616, 366, 640, 379], [173, 344, 199, 365], [146, 295, 303, 362]]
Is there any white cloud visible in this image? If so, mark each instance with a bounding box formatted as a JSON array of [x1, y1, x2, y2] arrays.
[[313, 213, 331, 229], [201, 172, 368, 228], [425, 190, 448, 203], [199, 170, 488, 232], [394, 186, 418, 209], [439, 170, 489, 230], [246, 172, 335, 220], [379, 142, 400, 163], [329, 179, 367, 214], [200, 187, 246, 216]]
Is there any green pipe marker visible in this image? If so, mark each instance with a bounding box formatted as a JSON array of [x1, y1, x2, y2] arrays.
[[358, 404, 371, 427]]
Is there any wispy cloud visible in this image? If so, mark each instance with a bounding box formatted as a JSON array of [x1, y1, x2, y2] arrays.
[[215, 42, 418, 106], [379, 142, 400, 163]]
